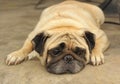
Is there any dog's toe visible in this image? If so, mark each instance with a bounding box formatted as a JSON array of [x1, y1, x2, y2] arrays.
[[91, 52, 104, 66], [6, 51, 28, 65]]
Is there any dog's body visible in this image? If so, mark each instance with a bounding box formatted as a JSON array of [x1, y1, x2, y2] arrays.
[[6, 1, 109, 74]]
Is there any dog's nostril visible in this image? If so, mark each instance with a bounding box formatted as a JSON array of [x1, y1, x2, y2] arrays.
[[64, 55, 73, 64]]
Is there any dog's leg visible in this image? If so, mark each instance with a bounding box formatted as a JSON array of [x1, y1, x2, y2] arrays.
[[6, 39, 33, 65], [91, 30, 110, 66]]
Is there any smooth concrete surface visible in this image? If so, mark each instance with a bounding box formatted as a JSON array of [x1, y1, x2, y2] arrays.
[[0, 0, 120, 84]]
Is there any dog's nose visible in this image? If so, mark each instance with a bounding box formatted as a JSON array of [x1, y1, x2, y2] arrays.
[[64, 55, 73, 64]]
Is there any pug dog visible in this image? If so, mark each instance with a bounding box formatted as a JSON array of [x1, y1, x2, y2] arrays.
[[6, 0, 110, 74]]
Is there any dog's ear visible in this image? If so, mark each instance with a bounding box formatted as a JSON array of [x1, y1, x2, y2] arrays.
[[83, 31, 95, 53], [32, 33, 49, 56]]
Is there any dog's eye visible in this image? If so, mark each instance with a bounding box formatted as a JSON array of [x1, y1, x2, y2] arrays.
[[49, 43, 65, 56], [52, 48, 61, 56], [74, 47, 86, 59], [49, 47, 62, 56], [74, 47, 81, 55]]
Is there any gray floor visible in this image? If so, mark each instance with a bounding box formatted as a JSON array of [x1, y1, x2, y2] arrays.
[[0, 0, 120, 84]]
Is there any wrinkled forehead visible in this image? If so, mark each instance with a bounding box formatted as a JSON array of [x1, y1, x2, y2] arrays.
[[48, 36, 86, 50]]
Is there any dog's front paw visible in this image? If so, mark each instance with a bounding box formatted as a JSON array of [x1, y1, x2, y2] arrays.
[[91, 52, 104, 66], [6, 50, 28, 65]]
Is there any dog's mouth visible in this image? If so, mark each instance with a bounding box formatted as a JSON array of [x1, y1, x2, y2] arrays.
[[46, 54, 86, 74], [46, 60, 85, 74]]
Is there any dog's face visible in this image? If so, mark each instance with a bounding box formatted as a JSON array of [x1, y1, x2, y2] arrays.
[[47, 42, 86, 74], [32, 31, 95, 74]]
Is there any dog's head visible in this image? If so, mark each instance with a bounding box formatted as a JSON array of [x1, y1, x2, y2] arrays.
[[32, 30, 95, 74]]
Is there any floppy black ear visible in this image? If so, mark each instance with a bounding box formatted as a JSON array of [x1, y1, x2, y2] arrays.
[[32, 33, 49, 56], [84, 31, 95, 53]]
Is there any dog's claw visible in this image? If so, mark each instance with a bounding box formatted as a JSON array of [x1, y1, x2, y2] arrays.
[[91, 52, 104, 66], [6, 51, 28, 65]]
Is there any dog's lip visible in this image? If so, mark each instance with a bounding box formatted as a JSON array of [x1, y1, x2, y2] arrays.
[[46, 63, 85, 74], [46, 64, 72, 74], [46, 56, 86, 74], [46, 57, 86, 68]]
